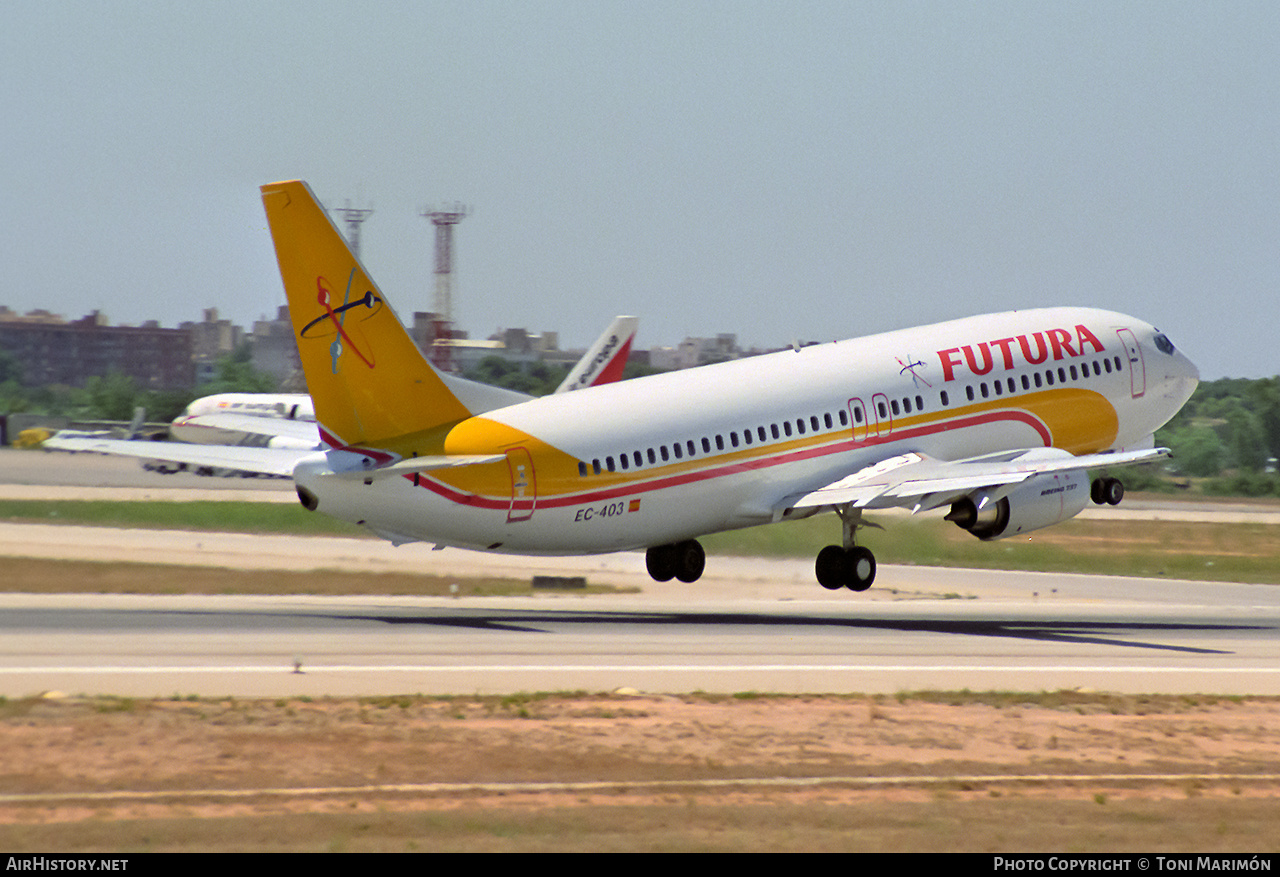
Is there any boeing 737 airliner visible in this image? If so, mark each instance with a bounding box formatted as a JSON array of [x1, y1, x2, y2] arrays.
[[49, 180, 1200, 591]]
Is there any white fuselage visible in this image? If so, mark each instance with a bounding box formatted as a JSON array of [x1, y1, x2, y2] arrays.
[[294, 308, 1198, 555]]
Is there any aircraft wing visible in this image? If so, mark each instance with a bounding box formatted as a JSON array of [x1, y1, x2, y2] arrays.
[[43, 434, 312, 477], [555, 316, 639, 393], [783, 446, 1170, 513]]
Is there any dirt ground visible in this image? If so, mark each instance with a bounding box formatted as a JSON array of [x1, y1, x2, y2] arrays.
[[2, 692, 1279, 851]]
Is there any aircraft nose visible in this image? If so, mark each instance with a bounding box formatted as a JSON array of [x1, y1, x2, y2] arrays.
[[1167, 349, 1200, 407]]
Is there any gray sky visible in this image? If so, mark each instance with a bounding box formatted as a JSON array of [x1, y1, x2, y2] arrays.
[[3, 1, 1276, 379]]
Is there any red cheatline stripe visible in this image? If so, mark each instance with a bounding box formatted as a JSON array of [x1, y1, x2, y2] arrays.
[[410, 407, 1053, 511]]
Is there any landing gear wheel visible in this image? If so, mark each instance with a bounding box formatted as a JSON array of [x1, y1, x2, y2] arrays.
[[674, 539, 706, 583], [1091, 477, 1124, 506], [647, 540, 706, 583], [846, 546, 876, 592], [814, 545, 876, 592], [645, 544, 677, 582], [816, 545, 847, 590]]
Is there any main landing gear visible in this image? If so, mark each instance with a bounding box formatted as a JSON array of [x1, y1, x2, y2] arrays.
[[815, 505, 878, 592], [646, 540, 706, 583], [1091, 476, 1124, 506]]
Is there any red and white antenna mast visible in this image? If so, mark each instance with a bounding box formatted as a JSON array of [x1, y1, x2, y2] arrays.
[[421, 203, 467, 372]]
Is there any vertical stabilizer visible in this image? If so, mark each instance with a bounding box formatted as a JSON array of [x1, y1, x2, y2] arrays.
[[554, 315, 638, 393], [260, 180, 472, 449]]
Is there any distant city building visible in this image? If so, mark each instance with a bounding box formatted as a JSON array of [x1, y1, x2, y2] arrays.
[[0, 301, 748, 396], [181, 307, 244, 383], [650, 333, 741, 370], [0, 308, 193, 389], [249, 305, 302, 388]]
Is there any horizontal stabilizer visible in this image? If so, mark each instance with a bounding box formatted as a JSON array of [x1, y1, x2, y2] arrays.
[[43, 435, 312, 478], [321, 453, 507, 482], [172, 412, 321, 448]]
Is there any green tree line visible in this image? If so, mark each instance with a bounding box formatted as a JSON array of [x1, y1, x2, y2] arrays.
[[1148, 376, 1280, 496], [0, 343, 276, 423]]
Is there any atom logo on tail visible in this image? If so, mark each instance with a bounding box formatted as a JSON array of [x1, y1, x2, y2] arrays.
[[299, 267, 384, 372]]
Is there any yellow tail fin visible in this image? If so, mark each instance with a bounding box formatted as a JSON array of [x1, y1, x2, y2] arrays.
[[260, 180, 472, 450]]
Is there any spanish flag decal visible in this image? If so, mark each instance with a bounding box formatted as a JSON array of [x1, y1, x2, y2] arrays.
[[628, 499, 642, 513]]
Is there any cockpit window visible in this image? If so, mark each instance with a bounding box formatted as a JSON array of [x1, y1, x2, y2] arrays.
[[1153, 332, 1176, 355]]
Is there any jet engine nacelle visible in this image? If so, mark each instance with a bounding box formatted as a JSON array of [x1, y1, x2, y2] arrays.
[[946, 470, 1090, 541]]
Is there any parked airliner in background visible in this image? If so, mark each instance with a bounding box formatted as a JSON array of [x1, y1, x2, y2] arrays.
[[48, 180, 1199, 591], [163, 316, 638, 455]]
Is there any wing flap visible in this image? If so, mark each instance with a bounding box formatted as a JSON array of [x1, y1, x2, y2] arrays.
[[785, 447, 1170, 512]]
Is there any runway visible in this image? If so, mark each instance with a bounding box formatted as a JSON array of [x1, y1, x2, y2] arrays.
[[1, 535, 1277, 696], [2, 448, 1279, 697]]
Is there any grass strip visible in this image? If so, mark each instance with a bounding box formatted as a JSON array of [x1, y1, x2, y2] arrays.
[[0, 556, 604, 597], [4, 499, 1280, 584]]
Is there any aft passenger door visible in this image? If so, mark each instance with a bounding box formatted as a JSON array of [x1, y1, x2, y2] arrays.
[[506, 448, 537, 522]]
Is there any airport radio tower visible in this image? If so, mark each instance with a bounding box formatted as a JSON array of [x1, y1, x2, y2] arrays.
[[421, 203, 467, 371], [334, 201, 375, 259]]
